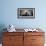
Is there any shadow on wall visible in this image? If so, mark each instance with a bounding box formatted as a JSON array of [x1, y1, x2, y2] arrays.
[[0, 24, 7, 43]]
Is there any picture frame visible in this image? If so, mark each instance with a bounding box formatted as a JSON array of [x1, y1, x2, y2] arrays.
[[17, 8, 35, 19]]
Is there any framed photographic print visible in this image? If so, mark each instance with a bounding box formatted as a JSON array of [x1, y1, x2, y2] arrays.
[[17, 8, 35, 19]]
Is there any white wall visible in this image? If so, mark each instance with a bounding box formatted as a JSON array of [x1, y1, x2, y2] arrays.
[[0, 0, 46, 30]]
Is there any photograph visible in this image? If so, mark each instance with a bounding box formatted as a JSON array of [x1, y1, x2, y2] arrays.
[[17, 8, 35, 19]]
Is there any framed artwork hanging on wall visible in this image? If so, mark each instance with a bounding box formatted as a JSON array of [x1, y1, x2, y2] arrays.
[[17, 8, 35, 19]]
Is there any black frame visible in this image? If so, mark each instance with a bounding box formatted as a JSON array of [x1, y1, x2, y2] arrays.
[[17, 8, 35, 19]]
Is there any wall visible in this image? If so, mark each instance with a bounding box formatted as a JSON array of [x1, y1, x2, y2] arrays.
[[0, 0, 46, 44], [0, 0, 46, 29]]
